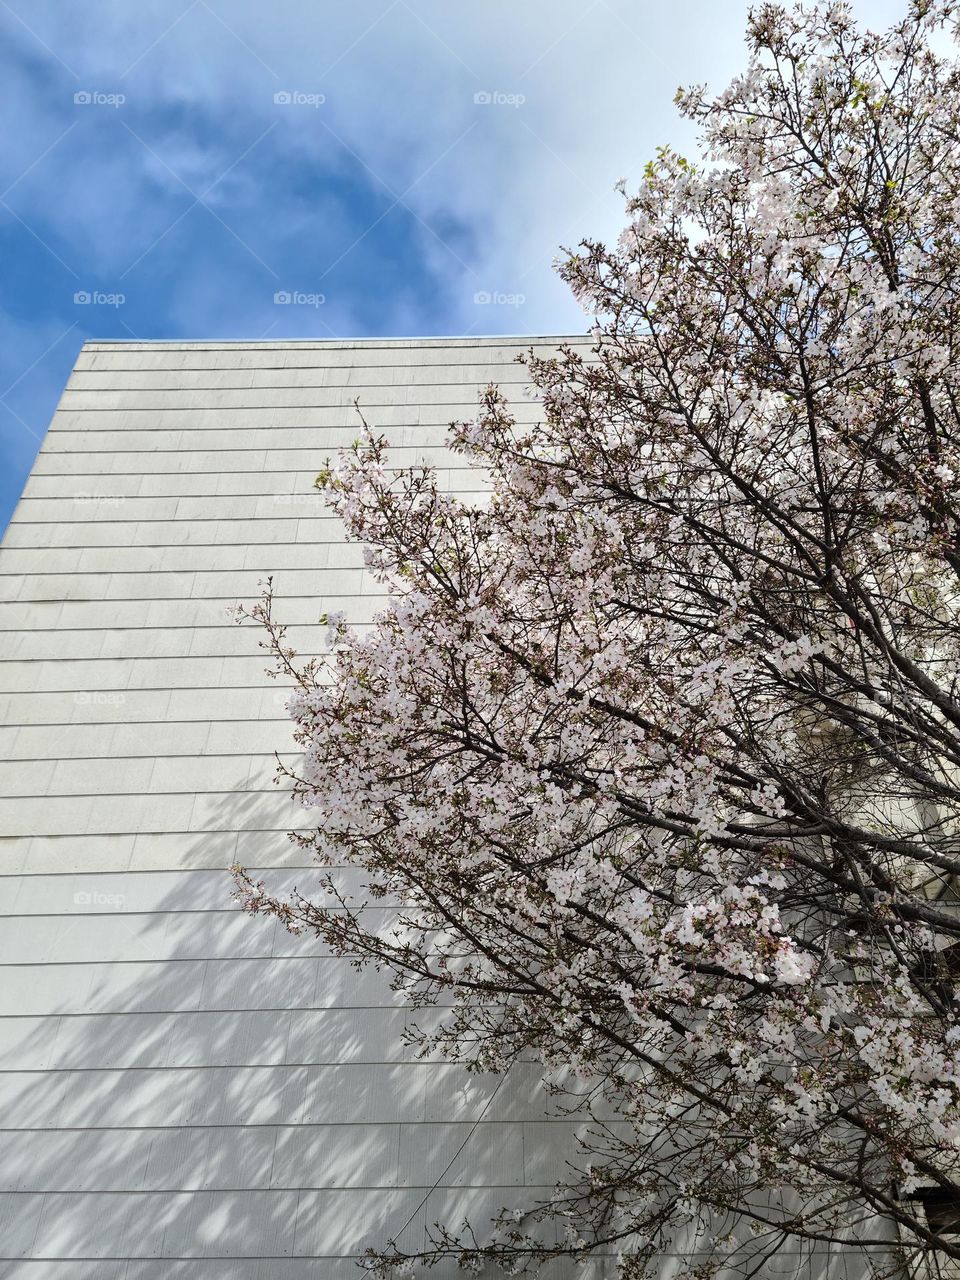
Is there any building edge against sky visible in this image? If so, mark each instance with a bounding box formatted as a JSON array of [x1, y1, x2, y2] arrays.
[[0, 336, 899, 1278]]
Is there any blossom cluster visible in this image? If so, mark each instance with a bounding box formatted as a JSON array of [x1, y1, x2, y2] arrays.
[[236, 3, 960, 1275]]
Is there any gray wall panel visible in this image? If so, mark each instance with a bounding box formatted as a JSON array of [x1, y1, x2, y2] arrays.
[[0, 337, 602, 1273]]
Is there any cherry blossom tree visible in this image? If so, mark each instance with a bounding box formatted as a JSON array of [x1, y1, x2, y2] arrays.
[[235, 2, 960, 1274]]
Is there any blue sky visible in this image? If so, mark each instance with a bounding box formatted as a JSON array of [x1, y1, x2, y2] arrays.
[[0, 0, 908, 529]]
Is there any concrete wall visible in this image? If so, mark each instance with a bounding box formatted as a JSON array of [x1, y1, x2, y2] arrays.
[[0, 336, 622, 1279]]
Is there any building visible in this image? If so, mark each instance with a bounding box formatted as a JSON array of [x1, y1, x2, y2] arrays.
[[0, 336, 611, 1278], [1, 335, 916, 1280]]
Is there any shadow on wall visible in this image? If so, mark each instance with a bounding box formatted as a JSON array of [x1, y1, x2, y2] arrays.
[[0, 781, 615, 1279], [0, 779, 897, 1280]]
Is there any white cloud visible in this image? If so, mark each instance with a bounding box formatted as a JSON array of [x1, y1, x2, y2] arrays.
[[3, 0, 921, 332], [0, 0, 932, 528]]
